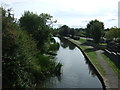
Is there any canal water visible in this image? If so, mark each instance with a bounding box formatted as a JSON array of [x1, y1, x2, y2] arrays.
[[38, 37, 103, 88]]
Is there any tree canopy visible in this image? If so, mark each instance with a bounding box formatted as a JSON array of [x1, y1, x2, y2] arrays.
[[59, 25, 70, 36], [105, 27, 120, 41], [86, 19, 104, 43], [19, 11, 53, 51], [2, 8, 61, 88]]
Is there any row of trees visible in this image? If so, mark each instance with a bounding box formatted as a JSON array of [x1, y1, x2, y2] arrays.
[[86, 20, 120, 45], [105, 27, 120, 52], [56, 20, 104, 43], [105, 27, 120, 41], [55, 19, 120, 45], [53, 25, 85, 39], [2, 8, 61, 88]]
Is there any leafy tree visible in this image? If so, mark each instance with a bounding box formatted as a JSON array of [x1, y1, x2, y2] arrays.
[[86, 19, 104, 43], [105, 27, 120, 41], [59, 25, 70, 36], [2, 8, 37, 88], [86, 24, 91, 38], [2, 8, 62, 88], [69, 28, 76, 37], [40, 13, 57, 26], [19, 11, 53, 52]]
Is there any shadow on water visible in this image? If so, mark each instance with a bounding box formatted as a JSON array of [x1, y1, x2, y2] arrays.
[[56, 75, 62, 82], [59, 37, 75, 50], [84, 58, 96, 77], [60, 37, 99, 77]]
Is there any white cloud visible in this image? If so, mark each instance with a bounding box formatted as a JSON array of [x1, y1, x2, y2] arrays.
[[1, 0, 119, 28]]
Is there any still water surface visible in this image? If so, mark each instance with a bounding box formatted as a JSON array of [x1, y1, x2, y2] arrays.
[[38, 37, 103, 88]]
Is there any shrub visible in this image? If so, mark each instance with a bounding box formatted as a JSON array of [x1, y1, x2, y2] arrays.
[[72, 36, 80, 40], [2, 28, 39, 88]]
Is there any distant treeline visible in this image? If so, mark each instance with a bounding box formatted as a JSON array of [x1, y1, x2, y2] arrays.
[[53, 20, 120, 49]]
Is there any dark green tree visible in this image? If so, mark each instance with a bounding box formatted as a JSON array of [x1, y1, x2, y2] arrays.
[[86, 19, 104, 43], [69, 28, 76, 37], [59, 25, 70, 36], [19, 11, 54, 52], [2, 8, 62, 88], [105, 27, 120, 41], [2, 8, 38, 88]]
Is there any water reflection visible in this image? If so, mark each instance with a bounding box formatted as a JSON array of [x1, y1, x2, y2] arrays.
[[37, 37, 103, 88], [60, 38, 75, 50], [85, 59, 96, 77], [60, 37, 96, 77]]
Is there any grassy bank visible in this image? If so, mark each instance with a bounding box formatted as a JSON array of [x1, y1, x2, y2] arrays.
[[68, 37, 120, 78], [67, 38, 105, 76], [78, 38, 120, 78]]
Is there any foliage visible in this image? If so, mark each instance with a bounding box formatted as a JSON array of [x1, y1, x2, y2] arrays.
[[54, 62, 62, 75], [72, 36, 80, 40], [59, 25, 70, 36], [49, 42, 60, 51], [86, 19, 104, 43], [19, 11, 52, 52], [3, 28, 38, 88], [40, 13, 57, 26], [52, 28, 59, 36], [56, 25, 87, 38], [105, 27, 120, 41], [2, 8, 62, 88], [69, 28, 76, 37]]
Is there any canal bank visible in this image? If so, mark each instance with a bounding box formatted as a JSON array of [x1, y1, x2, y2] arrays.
[[64, 37, 119, 89], [37, 37, 103, 88]]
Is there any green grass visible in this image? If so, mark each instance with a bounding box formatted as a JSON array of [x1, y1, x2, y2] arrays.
[[79, 38, 87, 43], [101, 53, 120, 78], [68, 37, 120, 78], [68, 38, 105, 76], [86, 51, 105, 76], [99, 43, 107, 46]]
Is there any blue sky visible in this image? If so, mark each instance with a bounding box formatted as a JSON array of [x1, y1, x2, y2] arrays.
[[1, 0, 119, 28]]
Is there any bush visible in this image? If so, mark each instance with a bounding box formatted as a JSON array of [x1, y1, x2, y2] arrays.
[[2, 8, 62, 88], [72, 36, 80, 40], [49, 43, 60, 51], [3, 27, 62, 88], [3, 28, 37, 88]]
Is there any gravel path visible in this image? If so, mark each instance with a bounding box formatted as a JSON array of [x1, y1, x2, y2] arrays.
[[96, 50, 119, 89]]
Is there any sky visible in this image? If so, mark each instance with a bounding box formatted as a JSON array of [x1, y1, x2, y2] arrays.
[[1, 0, 120, 28]]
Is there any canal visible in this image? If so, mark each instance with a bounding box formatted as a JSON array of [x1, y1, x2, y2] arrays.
[[38, 37, 103, 88]]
